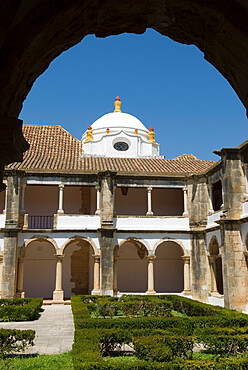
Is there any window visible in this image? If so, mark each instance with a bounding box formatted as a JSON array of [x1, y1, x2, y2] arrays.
[[212, 180, 223, 211], [114, 141, 129, 151]]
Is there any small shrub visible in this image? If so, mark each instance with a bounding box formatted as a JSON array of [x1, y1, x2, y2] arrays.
[[0, 298, 43, 322], [0, 328, 35, 361]]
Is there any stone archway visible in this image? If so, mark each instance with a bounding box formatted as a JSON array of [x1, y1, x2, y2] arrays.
[[62, 238, 95, 298], [154, 240, 184, 293], [209, 236, 223, 295], [1, 1, 248, 186], [23, 238, 57, 298], [116, 239, 148, 293]]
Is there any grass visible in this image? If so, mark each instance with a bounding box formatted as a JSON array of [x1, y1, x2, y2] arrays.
[[0, 352, 73, 369]]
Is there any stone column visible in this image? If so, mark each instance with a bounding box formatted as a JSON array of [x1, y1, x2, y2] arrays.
[[0, 254, 3, 296], [16, 257, 25, 298], [57, 184, 64, 214], [20, 183, 26, 214], [146, 187, 153, 216], [53, 254, 64, 303], [95, 185, 101, 215], [113, 254, 119, 295], [91, 254, 100, 295], [182, 256, 191, 294], [208, 184, 214, 214], [99, 171, 116, 295], [183, 186, 188, 216], [146, 255, 156, 294], [208, 255, 218, 294], [2, 185, 7, 214]]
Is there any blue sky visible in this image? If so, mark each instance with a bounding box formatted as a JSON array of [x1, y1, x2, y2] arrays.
[[20, 29, 247, 161]]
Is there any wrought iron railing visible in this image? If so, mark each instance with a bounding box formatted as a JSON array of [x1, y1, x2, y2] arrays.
[[28, 215, 54, 229]]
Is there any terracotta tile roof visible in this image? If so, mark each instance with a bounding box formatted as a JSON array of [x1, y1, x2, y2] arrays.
[[6, 125, 217, 176]]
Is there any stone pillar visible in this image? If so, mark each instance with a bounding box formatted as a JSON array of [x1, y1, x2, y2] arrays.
[[113, 254, 119, 295], [1, 231, 18, 298], [1, 173, 23, 298], [214, 147, 247, 311], [146, 255, 156, 294], [0, 254, 3, 296], [57, 184, 64, 214], [53, 254, 64, 303], [99, 171, 116, 295], [208, 255, 218, 294], [91, 254, 100, 295], [146, 187, 153, 216], [190, 231, 209, 302], [95, 185, 101, 215], [182, 256, 191, 294], [183, 186, 188, 216], [16, 256, 25, 298]]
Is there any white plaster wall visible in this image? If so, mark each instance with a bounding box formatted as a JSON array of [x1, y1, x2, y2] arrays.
[[206, 230, 221, 250], [0, 235, 4, 252], [207, 210, 222, 229], [62, 241, 94, 298], [25, 185, 58, 215], [19, 232, 101, 252], [242, 202, 248, 218], [117, 242, 148, 292], [152, 188, 184, 216], [241, 222, 248, 245], [56, 215, 100, 230], [116, 233, 191, 254], [23, 241, 56, 298], [0, 215, 6, 229], [154, 241, 184, 293], [115, 217, 189, 231]]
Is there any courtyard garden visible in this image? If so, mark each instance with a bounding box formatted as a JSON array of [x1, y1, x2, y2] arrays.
[[2, 296, 248, 368], [72, 295, 248, 369]]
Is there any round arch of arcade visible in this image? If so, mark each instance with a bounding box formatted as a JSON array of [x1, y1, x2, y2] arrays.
[[208, 235, 223, 296], [18, 236, 100, 300], [115, 237, 190, 295]]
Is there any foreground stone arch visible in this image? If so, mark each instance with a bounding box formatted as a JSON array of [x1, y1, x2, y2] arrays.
[[0, 1, 248, 186]]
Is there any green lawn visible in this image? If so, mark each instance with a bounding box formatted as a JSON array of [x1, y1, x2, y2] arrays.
[[0, 352, 73, 369]]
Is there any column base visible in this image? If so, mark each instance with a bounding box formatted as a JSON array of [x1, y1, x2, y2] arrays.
[[146, 289, 156, 295], [52, 290, 64, 303], [146, 211, 154, 216], [183, 212, 188, 217], [95, 210, 100, 215], [182, 289, 191, 296], [101, 289, 113, 296], [91, 289, 101, 295], [16, 291, 25, 298], [113, 290, 120, 296]]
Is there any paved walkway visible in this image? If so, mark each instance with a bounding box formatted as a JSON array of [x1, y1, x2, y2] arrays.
[[0, 305, 74, 355]]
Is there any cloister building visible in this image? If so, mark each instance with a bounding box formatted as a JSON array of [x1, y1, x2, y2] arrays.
[[0, 97, 248, 312]]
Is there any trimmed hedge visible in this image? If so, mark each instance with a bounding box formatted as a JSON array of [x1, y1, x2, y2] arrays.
[[0, 298, 43, 321], [71, 295, 248, 369], [0, 328, 35, 359]]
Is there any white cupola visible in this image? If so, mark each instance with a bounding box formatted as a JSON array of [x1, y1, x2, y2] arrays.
[[81, 97, 160, 158]]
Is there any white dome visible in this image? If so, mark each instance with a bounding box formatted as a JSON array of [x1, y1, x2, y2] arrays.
[[91, 112, 148, 132]]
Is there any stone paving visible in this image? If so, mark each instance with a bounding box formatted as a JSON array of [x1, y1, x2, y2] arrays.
[[0, 305, 74, 355]]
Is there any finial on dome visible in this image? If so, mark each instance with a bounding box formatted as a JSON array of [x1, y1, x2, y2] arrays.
[[85, 125, 93, 142], [148, 126, 156, 143], [114, 96, 122, 113]]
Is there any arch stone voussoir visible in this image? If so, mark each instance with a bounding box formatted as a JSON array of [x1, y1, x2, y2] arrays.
[[61, 236, 98, 255]]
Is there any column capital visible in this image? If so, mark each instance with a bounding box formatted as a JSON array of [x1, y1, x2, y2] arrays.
[[147, 187, 153, 192], [183, 186, 187, 192], [93, 254, 100, 262], [59, 183, 64, 190], [54, 253, 65, 261], [182, 255, 190, 264], [208, 254, 218, 262], [146, 255, 156, 262]]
